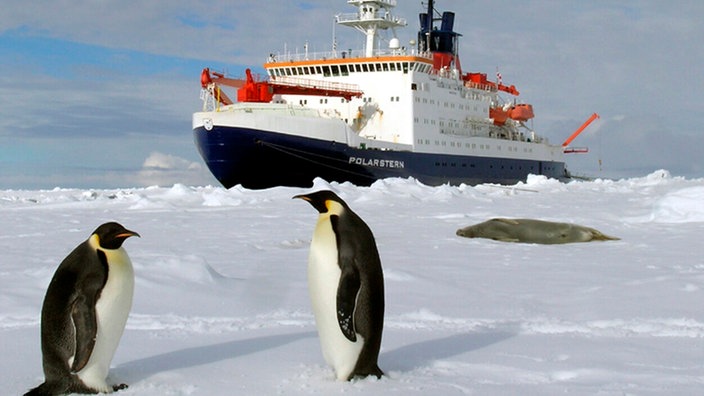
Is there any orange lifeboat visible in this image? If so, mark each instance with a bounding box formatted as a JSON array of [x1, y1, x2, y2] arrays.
[[489, 106, 510, 125], [509, 104, 534, 121]]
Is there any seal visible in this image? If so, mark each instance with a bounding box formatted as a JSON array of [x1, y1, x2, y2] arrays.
[[294, 190, 385, 381], [456, 218, 619, 244]]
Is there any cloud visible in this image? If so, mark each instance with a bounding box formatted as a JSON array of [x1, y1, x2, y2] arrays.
[[141, 151, 200, 171], [135, 152, 213, 187]]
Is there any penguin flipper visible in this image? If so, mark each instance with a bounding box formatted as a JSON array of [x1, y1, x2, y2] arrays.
[[336, 266, 360, 342], [70, 292, 98, 372]]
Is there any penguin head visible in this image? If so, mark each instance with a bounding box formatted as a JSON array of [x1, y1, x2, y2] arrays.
[[92, 222, 140, 250], [293, 190, 348, 215]]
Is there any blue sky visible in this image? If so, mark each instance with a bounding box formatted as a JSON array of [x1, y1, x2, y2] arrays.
[[1, 0, 702, 189]]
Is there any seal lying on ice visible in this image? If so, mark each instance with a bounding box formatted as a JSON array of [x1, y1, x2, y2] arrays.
[[456, 218, 620, 244]]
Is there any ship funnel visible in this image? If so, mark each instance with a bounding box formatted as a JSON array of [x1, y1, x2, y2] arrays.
[[440, 12, 454, 31], [419, 13, 429, 32]]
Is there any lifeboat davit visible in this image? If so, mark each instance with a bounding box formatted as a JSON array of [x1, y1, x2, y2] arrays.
[[509, 103, 534, 121]]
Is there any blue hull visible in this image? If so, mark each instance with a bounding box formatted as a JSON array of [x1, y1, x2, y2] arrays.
[[193, 126, 567, 189]]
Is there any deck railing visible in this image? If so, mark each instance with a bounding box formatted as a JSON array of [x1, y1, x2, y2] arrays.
[[266, 47, 429, 64]]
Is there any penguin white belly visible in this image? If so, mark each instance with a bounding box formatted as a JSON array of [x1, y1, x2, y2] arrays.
[[76, 245, 134, 392], [308, 218, 364, 380]]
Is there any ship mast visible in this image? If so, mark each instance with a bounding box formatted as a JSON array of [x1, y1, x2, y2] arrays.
[[336, 0, 407, 57]]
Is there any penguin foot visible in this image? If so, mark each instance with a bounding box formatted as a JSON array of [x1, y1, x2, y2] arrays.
[[348, 367, 384, 381], [112, 383, 129, 392]]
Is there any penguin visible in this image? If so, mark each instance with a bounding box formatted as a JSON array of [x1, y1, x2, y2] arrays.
[[25, 222, 140, 395], [294, 190, 384, 381]]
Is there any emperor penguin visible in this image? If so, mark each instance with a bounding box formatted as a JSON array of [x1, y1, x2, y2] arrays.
[[294, 190, 384, 381], [25, 222, 140, 395]]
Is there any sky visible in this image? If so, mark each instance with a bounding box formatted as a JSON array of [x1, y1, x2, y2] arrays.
[[1, 0, 703, 189]]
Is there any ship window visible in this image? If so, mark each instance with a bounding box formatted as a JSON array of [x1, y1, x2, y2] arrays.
[[331, 65, 340, 76], [355, 64, 362, 72], [389, 62, 396, 71], [403, 62, 409, 73], [382, 63, 389, 71], [323, 66, 331, 77], [375, 63, 382, 71], [297, 67, 304, 75], [411, 83, 417, 90], [285, 68, 292, 76], [362, 64, 369, 72], [316, 66, 322, 74], [341, 65, 349, 76]]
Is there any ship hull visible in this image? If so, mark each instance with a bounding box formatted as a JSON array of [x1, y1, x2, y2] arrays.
[[193, 126, 567, 189]]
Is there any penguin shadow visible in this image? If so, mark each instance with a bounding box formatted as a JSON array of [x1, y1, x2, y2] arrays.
[[382, 329, 515, 372], [112, 331, 316, 383]]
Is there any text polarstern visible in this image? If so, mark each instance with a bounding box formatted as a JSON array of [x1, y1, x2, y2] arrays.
[[349, 157, 405, 169]]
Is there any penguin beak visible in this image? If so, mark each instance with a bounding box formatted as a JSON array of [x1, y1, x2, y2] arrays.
[[117, 230, 141, 239], [292, 194, 310, 202]]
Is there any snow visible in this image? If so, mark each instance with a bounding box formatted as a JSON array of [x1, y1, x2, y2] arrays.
[[2, 170, 703, 395]]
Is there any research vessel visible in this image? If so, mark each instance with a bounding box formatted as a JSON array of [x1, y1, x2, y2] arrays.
[[193, 0, 594, 189]]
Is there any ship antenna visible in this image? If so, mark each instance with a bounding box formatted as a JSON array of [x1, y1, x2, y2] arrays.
[[426, 0, 434, 53], [332, 16, 337, 57]]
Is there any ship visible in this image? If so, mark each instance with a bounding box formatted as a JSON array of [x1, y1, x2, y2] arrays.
[[192, 0, 597, 189]]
